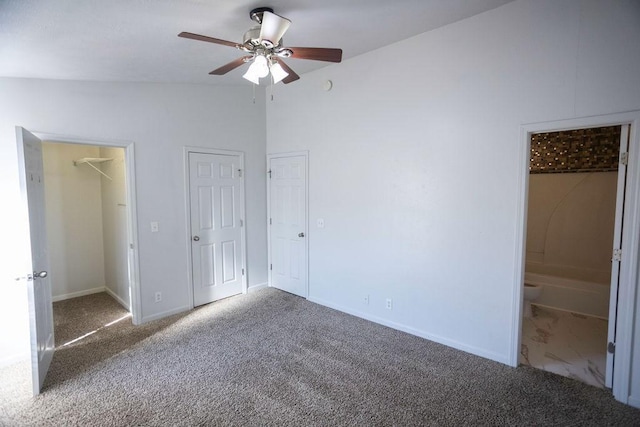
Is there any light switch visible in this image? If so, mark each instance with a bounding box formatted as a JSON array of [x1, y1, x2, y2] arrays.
[[317, 218, 325, 228], [150, 221, 159, 232]]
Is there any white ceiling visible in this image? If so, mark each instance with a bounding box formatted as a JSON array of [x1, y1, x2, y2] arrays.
[[0, 0, 513, 85]]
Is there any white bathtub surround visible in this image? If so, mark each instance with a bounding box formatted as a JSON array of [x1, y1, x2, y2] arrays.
[[525, 272, 610, 319], [520, 306, 607, 389], [526, 172, 617, 286]]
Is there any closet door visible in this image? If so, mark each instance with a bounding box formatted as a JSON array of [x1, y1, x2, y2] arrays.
[[189, 152, 245, 306], [16, 126, 55, 396]]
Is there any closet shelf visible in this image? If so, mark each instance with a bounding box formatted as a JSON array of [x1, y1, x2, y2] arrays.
[[73, 157, 114, 180], [73, 157, 113, 165]]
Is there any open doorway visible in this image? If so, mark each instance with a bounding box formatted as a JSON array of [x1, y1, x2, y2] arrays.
[[519, 125, 626, 388], [3, 128, 141, 399], [513, 112, 640, 406], [42, 141, 132, 345]]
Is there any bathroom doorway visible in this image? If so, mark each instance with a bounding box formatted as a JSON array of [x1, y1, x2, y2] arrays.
[[514, 112, 640, 402], [519, 124, 629, 389], [514, 112, 640, 405]]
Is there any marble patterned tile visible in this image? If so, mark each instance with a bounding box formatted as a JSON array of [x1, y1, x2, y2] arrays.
[[520, 305, 608, 388]]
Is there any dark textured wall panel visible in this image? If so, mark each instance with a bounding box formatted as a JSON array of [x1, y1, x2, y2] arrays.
[[530, 126, 621, 174]]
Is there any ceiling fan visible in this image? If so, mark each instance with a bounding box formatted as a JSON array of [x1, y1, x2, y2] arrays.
[[179, 7, 342, 85]]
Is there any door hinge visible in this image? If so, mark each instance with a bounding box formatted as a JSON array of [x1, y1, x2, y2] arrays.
[[608, 341, 615, 354], [242, 268, 245, 275], [270, 264, 272, 270], [129, 243, 134, 249], [240, 219, 243, 227], [237, 169, 243, 178], [620, 152, 629, 166], [269, 218, 272, 225], [268, 169, 272, 179], [612, 248, 622, 262]]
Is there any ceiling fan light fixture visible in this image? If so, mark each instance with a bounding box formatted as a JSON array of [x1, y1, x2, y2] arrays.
[[259, 11, 291, 47], [242, 69, 261, 85], [270, 62, 289, 84], [253, 55, 269, 78], [180, 6, 342, 85], [242, 54, 269, 84]]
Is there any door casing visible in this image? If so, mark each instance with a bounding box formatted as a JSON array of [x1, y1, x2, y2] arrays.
[[512, 111, 640, 405]]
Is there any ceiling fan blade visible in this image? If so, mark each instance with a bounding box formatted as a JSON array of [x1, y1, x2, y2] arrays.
[[288, 47, 342, 63], [178, 32, 239, 48], [259, 11, 291, 45], [209, 56, 252, 75], [275, 59, 300, 84]]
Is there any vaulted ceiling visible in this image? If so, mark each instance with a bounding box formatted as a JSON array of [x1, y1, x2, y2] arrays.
[[0, 0, 513, 85]]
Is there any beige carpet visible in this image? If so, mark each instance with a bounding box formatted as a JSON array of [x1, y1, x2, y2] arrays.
[[1, 289, 639, 426]]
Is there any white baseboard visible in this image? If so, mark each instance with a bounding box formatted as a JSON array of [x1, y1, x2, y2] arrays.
[[141, 305, 191, 324], [104, 287, 130, 311], [52, 286, 106, 302], [307, 296, 510, 366], [0, 352, 28, 369], [628, 396, 640, 409], [248, 282, 268, 293]]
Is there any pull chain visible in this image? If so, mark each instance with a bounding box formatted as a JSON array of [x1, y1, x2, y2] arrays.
[[270, 74, 274, 101], [252, 83, 256, 104]]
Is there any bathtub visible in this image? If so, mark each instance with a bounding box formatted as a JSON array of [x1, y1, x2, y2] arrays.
[[524, 272, 611, 319]]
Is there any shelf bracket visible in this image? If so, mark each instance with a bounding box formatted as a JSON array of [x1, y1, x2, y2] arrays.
[[73, 158, 113, 181]]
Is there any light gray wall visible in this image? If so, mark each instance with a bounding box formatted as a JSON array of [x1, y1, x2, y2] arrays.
[[265, 0, 640, 403], [42, 143, 107, 300], [0, 80, 267, 338], [99, 146, 129, 308], [42, 142, 107, 300]]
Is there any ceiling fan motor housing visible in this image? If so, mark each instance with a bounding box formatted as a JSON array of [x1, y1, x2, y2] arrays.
[[249, 7, 274, 24], [243, 26, 262, 47]]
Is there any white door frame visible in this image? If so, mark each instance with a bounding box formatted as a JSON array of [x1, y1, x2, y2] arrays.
[[183, 146, 248, 308], [33, 132, 142, 325], [511, 111, 640, 405], [266, 151, 309, 298]]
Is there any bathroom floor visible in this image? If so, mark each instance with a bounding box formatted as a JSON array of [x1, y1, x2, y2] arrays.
[[520, 305, 608, 388]]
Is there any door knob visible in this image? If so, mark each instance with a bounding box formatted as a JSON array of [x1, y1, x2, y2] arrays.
[[193, 236, 200, 241], [298, 232, 305, 238], [34, 271, 48, 279]]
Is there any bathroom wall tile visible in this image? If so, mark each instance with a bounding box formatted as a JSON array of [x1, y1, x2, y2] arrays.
[[530, 126, 621, 174]]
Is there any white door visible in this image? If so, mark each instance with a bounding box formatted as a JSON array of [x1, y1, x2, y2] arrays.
[[606, 124, 630, 388], [16, 127, 55, 396], [189, 152, 245, 306], [268, 154, 308, 297]]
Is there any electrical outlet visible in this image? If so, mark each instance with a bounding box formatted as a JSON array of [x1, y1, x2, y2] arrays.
[[155, 292, 162, 303], [317, 218, 325, 228], [364, 295, 369, 305], [150, 221, 159, 233], [386, 298, 393, 310]]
